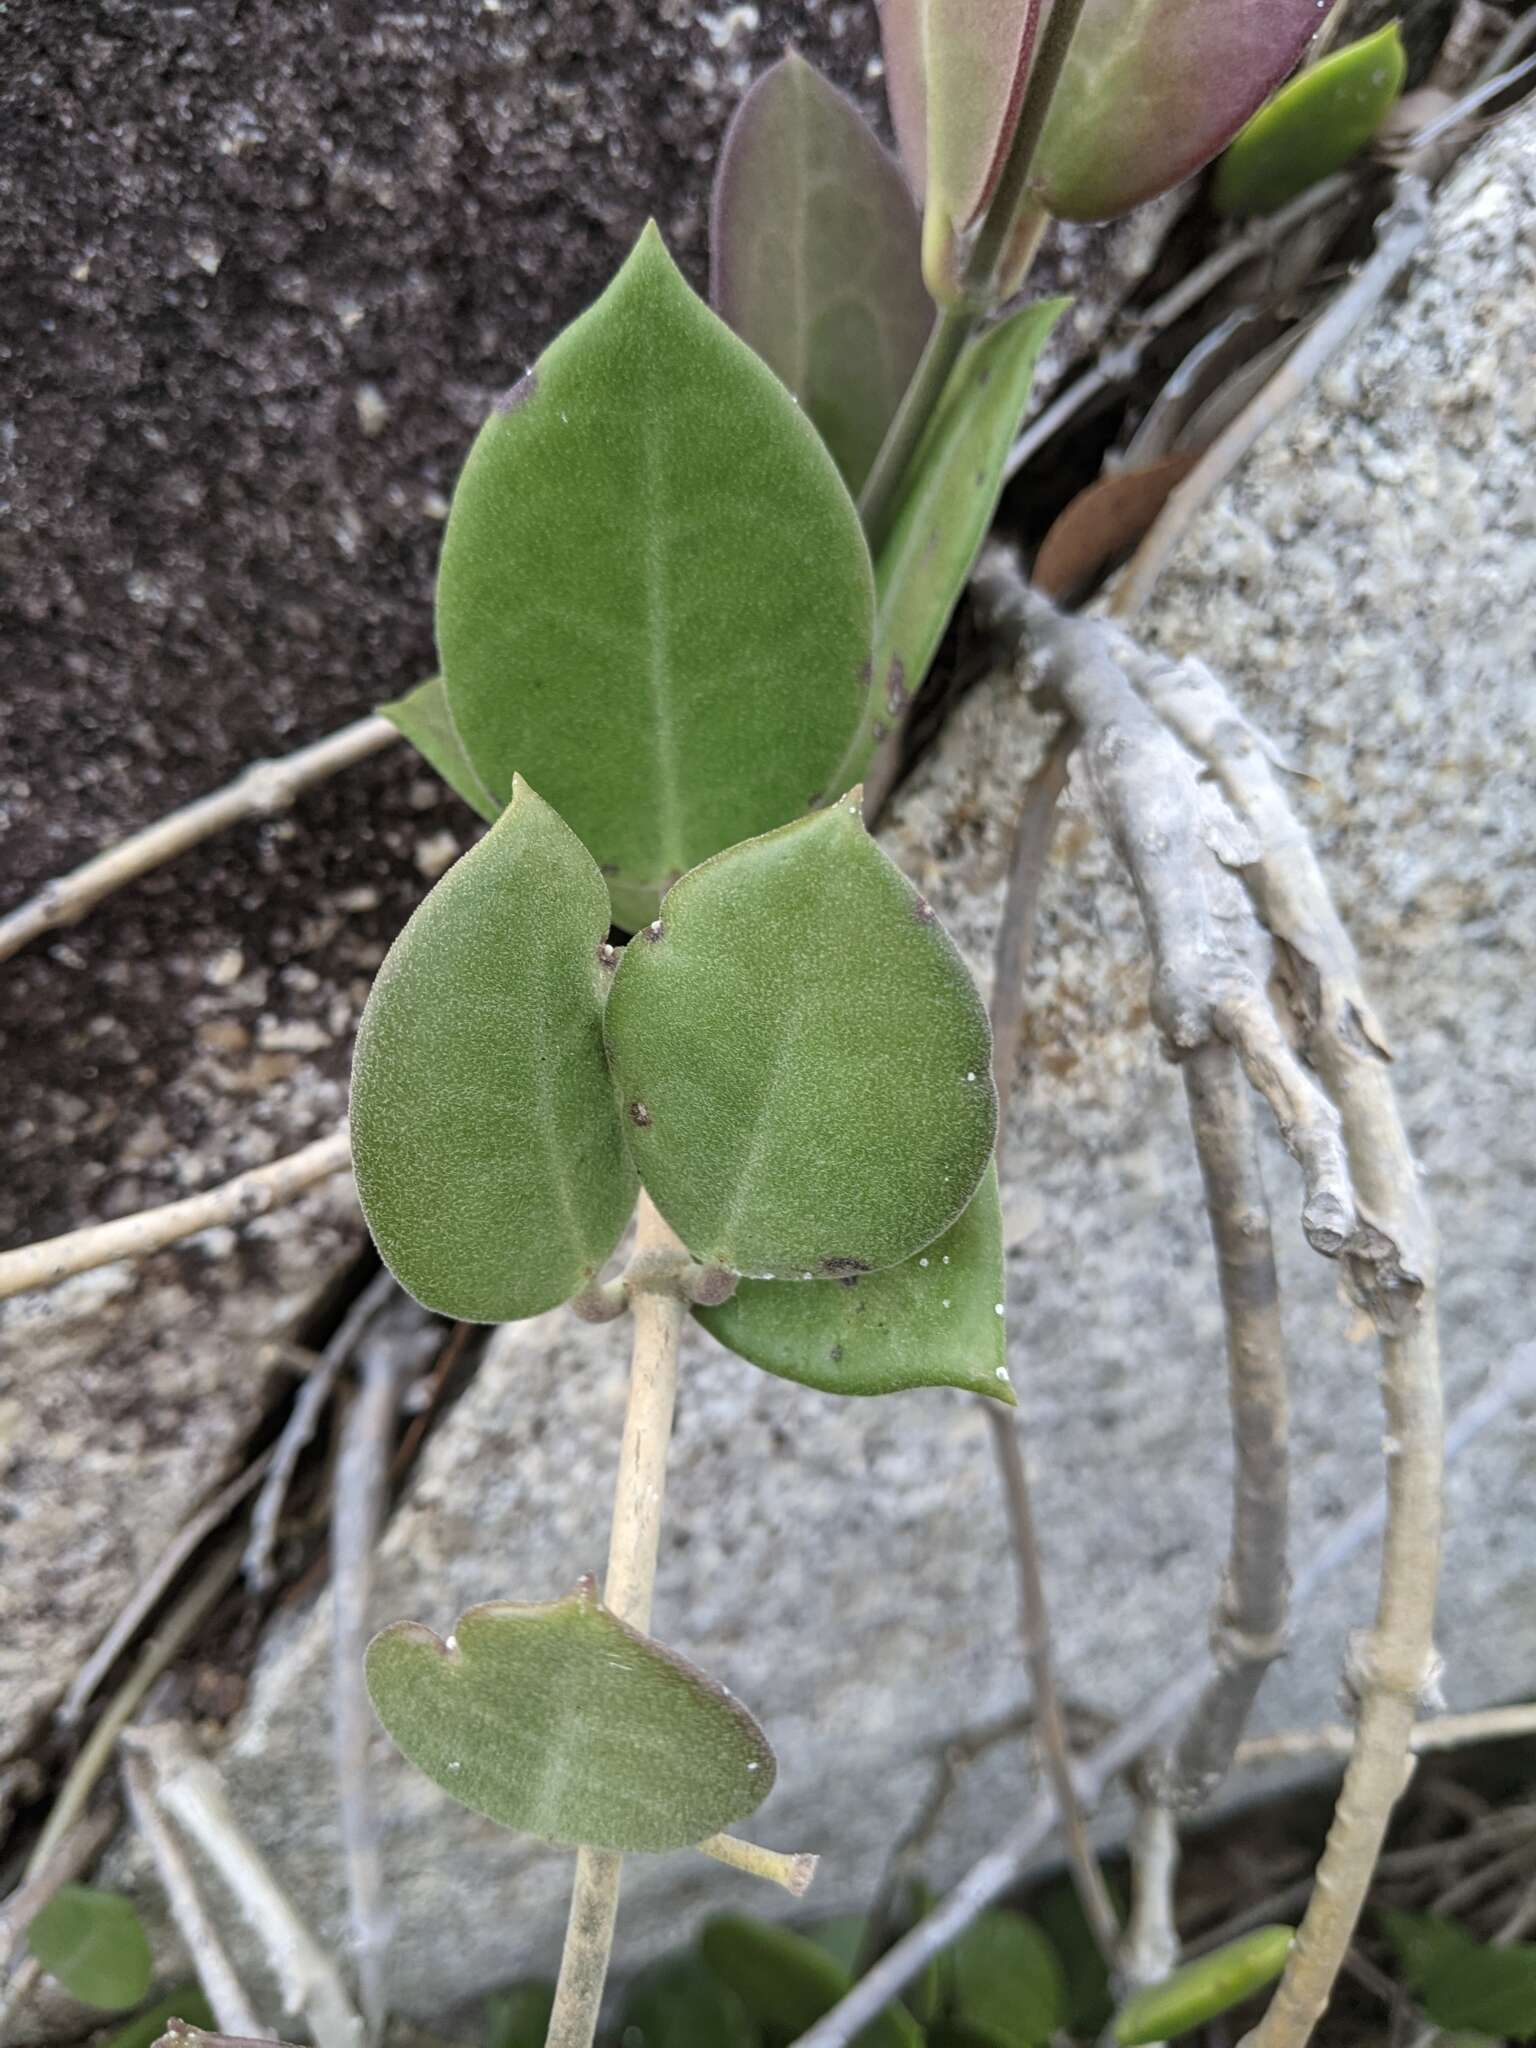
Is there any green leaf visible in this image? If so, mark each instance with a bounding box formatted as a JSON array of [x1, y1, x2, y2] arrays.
[[102, 1987, 216, 2048], [617, 1952, 759, 2047], [379, 676, 500, 824], [1382, 1911, 1536, 2040], [484, 1983, 556, 2048], [365, 1579, 775, 1853], [605, 794, 996, 1280], [436, 221, 874, 932], [1212, 24, 1408, 217], [27, 1886, 153, 2012], [1032, 1874, 1120, 2035], [351, 776, 637, 1323], [804, 1917, 871, 1976], [697, 1163, 1012, 1401], [833, 298, 1064, 786], [948, 1910, 1064, 2048], [1113, 1925, 1294, 2045], [712, 54, 932, 497], [699, 1915, 922, 2048], [1031, 0, 1322, 222]]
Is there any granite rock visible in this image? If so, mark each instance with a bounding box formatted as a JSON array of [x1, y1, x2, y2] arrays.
[[169, 105, 1536, 2030]]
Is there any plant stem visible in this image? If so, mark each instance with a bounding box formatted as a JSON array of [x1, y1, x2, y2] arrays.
[[857, 305, 976, 556], [964, 0, 1090, 301], [697, 1834, 818, 1895], [545, 1194, 687, 2048]]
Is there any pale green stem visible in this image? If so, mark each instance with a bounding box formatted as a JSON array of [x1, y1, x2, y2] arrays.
[[858, 305, 977, 556], [544, 1194, 686, 2048]]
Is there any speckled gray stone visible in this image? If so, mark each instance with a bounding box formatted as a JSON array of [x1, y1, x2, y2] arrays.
[[164, 107, 1536, 2031]]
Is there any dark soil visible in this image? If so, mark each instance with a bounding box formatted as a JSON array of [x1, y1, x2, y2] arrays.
[[0, 0, 884, 1248]]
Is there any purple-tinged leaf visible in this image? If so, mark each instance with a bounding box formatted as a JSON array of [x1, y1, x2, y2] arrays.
[[1032, 0, 1323, 222], [876, 0, 927, 198], [712, 54, 933, 495]]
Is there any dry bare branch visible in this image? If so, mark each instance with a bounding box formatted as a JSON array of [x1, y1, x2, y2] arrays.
[[0, 1127, 352, 1302], [0, 715, 398, 965], [121, 1748, 271, 2039], [1239, 1697, 1536, 1767], [125, 1722, 363, 2048]]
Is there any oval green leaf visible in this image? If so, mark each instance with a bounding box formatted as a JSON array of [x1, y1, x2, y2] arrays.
[[712, 54, 932, 497], [700, 1914, 922, 2048], [949, 1910, 1065, 2048], [697, 1163, 1012, 1401], [616, 1953, 757, 2048], [835, 297, 1065, 786], [350, 777, 637, 1323], [1032, 0, 1321, 222], [1113, 1925, 1294, 2045], [436, 221, 874, 932], [378, 676, 499, 824], [28, 1886, 153, 2013], [365, 1581, 775, 1854], [605, 794, 997, 1279], [1212, 24, 1407, 217]]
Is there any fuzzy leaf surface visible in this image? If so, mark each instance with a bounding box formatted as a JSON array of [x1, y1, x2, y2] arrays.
[[842, 298, 1064, 781], [1113, 1925, 1294, 2044], [949, 1911, 1064, 2047], [1032, 0, 1321, 221], [605, 796, 996, 1279], [350, 778, 636, 1323], [437, 222, 873, 931], [697, 1163, 1012, 1400], [712, 53, 931, 496], [700, 1915, 922, 2048], [378, 676, 499, 824], [28, 1887, 153, 2013], [1212, 24, 1407, 216], [365, 1583, 775, 1853]]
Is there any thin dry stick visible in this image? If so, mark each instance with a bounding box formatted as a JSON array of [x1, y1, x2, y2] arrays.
[[62, 1452, 274, 1727], [1238, 1698, 1536, 1767], [121, 1748, 271, 2040], [1111, 177, 1431, 621], [988, 722, 1077, 1137], [27, 1537, 245, 1879], [245, 1267, 399, 1592], [0, 714, 398, 965], [1122, 646, 1444, 2048], [0, 1806, 115, 1968], [547, 1192, 686, 2048], [790, 1345, 1523, 2048], [0, 1127, 352, 1302], [128, 1722, 363, 2048], [330, 1293, 440, 2041]]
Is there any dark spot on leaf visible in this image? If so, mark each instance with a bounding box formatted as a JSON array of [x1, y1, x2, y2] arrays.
[[914, 894, 936, 924], [838, 1275, 861, 1290], [495, 368, 538, 412], [858, 658, 873, 690], [629, 1101, 652, 1127], [977, 366, 992, 388], [829, 1344, 844, 1363], [872, 721, 888, 742], [821, 1256, 869, 1278], [974, 469, 986, 487], [885, 657, 908, 716], [642, 919, 664, 943], [600, 863, 619, 876]]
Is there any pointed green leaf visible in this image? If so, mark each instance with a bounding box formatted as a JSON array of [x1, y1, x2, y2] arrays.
[[804, 1916, 871, 1976], [835, 297, 1065, 784], [1382, 1911, 1536, 2040], [1113, 1925, 1294, 2045], [617, 1953, 758, 2048], [351, 777, 637, 1323], [378, 676, 500, 824], [103, 1988, 216, 2048], [949, 1911, 1064, 2048], [484, 1984, 556, 2048], [436, 222, 874, 932], [712, 55, 932, 496], [365, 1581, 775, 1853], [1032, 0, 1321, 222], [700, 1915, 922, 2048], [1212, 24, 1407, 217], [697, 1163, 1012, 1400], [28, 1887, 153, 2013], [605, 795, 996, 1279]]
